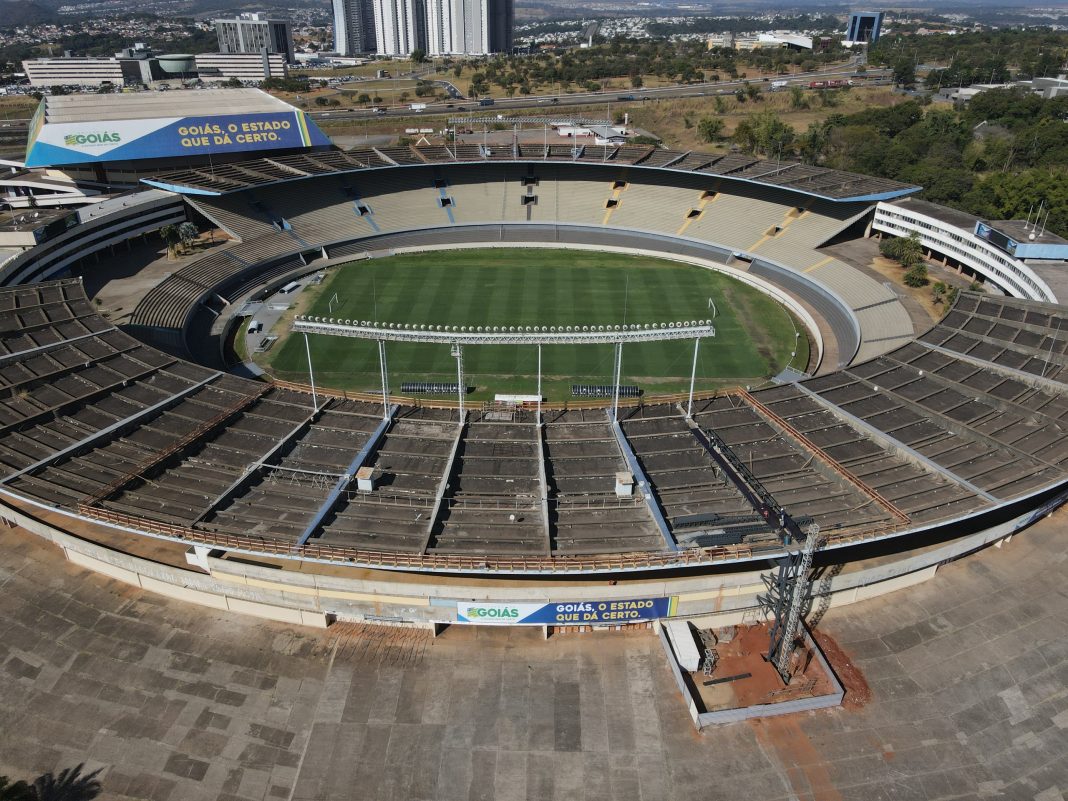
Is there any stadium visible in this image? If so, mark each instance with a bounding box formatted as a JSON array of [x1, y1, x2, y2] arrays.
[[3, 119, 1068, 645]]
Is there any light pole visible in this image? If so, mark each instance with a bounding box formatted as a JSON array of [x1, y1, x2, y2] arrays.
[[377, 339, 390, 420], [303, 332, 318, 411], [687, 338, 701, 418], [452, 342, 465, 417]]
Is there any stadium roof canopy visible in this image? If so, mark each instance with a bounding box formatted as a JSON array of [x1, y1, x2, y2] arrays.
[[25, 88, 331, 168], [142, 143, 920, 203]]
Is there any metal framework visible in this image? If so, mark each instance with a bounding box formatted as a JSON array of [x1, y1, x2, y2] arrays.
[[691, 425, 822, 683], [292, 318, 715, 345]]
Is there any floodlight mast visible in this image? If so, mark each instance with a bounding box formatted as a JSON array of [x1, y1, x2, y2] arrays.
[[451, 343, 464, 417], [303, 333, 318, 412], [611, 341, 623, 423], [377, 340, 390, 420], [536, 344, 542, 426], [687, 338, 701, 418]]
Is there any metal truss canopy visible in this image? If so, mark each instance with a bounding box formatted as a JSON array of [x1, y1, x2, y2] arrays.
[[292, 318, 715, 345]]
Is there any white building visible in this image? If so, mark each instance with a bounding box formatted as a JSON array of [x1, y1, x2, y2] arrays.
[[873, 198, 1059, 302], [194, 53, 288, 83], [373, 0, 426, 57], [214, 13, 294, 63], [423, 0, 512, 56], [23, 57, 124, 88], [333, 0, 378, 55]]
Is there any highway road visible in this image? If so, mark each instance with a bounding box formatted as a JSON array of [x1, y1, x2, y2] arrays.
[[0, 63, 891, 134], [308, 66, 892, 124]]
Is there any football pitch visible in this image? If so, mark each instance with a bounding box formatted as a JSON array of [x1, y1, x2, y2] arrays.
[[262, 249, 809, 400]]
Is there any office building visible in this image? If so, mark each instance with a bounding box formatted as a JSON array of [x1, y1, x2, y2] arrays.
[[23, 57, 125, 88], [214, 13, 295, 64], [845, 11, 884, 45], [333, 0, 377, 55], [194, 53, 288, 83]]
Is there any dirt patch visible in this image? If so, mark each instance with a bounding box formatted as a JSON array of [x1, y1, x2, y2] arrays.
[[866, 255, 970, 324], [750, 715, 844, 801], [689, 622, 838, 712], [812, 629, 871, 711]]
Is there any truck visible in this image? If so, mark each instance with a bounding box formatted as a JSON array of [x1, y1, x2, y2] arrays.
[[771, 80, 788, 90], [808, 79, 851, 89], [479, 98, 495, 106], [410, 102, 427, 112]]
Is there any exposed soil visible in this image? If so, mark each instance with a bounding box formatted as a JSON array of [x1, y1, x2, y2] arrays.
[[689, 622, 837, 712], [813, 629, 871, 711]]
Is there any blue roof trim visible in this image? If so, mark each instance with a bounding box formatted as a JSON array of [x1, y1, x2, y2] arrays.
[[140, 179, 222, 196], [142, 158, 922, 204]]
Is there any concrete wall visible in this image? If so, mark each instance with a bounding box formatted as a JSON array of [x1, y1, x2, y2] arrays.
[[0, 488, 1051, 632]]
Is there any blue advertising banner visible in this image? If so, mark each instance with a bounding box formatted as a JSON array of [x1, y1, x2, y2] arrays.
[[26, 110, 331, 167], [456, 597, 678, 625]]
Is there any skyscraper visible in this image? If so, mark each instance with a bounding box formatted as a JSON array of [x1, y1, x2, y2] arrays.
[[374, 0, 427, 57], [215, 13, 294, 63], [422, 0, 512, 56], [333, 0, 377, 55]]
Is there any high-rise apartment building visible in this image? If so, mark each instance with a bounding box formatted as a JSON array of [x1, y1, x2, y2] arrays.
[[374, 0, 427, 57], [422, 0, 512, 56], [333, 0, 377, 55], [214, 13, 294, 63]]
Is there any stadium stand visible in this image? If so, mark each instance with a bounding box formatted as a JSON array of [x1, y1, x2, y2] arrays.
[[142, 156, 915, 370], [11, 141, 1068, 580]]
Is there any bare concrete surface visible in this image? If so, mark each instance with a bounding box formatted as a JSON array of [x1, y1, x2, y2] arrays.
[[75, 232, 232, 325], [1, 511, 1067, 800]]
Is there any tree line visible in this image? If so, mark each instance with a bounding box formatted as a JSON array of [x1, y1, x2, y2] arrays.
[[716, 87, 1068, 237]]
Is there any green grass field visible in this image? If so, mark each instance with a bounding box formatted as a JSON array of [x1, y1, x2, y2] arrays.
[[262, 249, 809, 400]]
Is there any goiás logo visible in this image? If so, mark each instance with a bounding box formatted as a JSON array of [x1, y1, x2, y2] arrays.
[[63, 131, 122, 148], [464, 605, 521, 620]]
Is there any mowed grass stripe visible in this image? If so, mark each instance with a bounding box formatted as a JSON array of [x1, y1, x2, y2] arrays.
[[265, 249, 809, 398]]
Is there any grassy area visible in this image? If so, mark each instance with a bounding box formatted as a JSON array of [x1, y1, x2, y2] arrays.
[[260, 249, 808, 400], [624, 86, 903, 151], [313, 86, 905, 151]]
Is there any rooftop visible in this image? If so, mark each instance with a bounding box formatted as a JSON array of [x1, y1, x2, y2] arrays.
[[40, 89, 295, 124], [143, 144, 920, 203], [0, 207, 75, 233], [987, 219, 1068, 249], [889, 197, 981, 229]]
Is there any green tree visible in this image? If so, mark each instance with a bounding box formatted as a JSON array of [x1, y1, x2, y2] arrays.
[[630, 73, 643, 89], [410, 48, 426, 64], [733, 110, 795, 158], [159, 224, 180, 260], [879, 231, 924, 269], [892, 56, 915, 87], [904, 263, 929, 287], [177, 221, 199, 254], [789, 85, 807, 110], [697, 116, 725, 143]]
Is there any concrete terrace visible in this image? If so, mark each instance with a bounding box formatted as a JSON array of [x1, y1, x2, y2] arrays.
[[0, 509, 1067, 800]]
